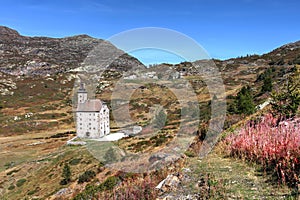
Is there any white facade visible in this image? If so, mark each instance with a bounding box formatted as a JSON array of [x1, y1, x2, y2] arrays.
[[78, 92, 87, 104], [76, 83, 110, 138]]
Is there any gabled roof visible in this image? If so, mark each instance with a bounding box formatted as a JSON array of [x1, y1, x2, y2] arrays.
[[77, 99, 102, 112]]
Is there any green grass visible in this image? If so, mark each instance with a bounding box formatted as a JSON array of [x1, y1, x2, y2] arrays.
[[183, 150, 297, 199]]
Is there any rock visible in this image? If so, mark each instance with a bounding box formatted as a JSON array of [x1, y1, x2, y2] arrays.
[[54, 188, 72, 196], [156, 174, 181, 193], [182, 168, 191, 173], [164, 174, 180, 188], [156, 178, 166, 190], [149, 153, 168, 163]]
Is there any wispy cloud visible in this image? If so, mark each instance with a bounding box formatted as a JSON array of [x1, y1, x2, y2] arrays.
[[81, 0, 128, 13], [88, 2, 114, 12]]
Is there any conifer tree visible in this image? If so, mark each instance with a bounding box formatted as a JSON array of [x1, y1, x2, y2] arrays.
[[261, 75, 273, 93], [271, 65, 300, 118], [60, 163, 71, 185], [235, 86, 256, 115]]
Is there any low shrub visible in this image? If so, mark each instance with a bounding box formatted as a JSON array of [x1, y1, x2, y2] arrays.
[[184, 150, 196, 157], [27, 189, 36, 195], [78, 170, 96, 183], [150, 134, 169, 147], [69, 158, 81, 165], [223, 114, 300, 186], [8, 185, 15, 190], [102, 176, 119, 190], [16, 178, 27, 187], [4, 162, 15, 169], [154, 137, 168, 147], [108, 177, 157, 199], [74, 176, 120, 200]]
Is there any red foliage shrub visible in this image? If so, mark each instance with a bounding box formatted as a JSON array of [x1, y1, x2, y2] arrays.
[[224, 114, 300, 185]]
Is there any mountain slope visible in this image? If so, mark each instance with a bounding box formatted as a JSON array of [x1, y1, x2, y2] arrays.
[[0, 26, 145, 76], [262, 40, 300, 65]]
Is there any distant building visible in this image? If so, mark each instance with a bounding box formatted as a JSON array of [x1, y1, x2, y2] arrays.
[[76, 83, 110, 138]]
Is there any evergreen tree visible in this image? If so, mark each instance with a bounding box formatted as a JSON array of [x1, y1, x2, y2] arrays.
[[235, 86, 256, 115], [261, 75, 273, 93], [271, 65, 300, 118], [60, 163, 71, 185]]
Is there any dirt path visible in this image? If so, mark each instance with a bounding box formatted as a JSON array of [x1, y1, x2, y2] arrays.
[[182, 151, 296, 199]]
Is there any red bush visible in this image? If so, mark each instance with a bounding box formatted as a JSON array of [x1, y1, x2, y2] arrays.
[[224, 114, 300, 185]]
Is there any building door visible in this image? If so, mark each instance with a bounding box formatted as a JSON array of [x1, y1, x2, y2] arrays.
[[86, 132, 90, 137]]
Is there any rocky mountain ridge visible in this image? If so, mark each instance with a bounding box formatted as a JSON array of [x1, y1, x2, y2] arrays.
[[0, 26, 144, 76]]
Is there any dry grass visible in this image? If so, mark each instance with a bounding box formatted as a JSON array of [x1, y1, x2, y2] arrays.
[[184, 150, 295, 199]]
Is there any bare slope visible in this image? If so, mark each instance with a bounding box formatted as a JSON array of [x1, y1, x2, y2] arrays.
[[0, 26, 145, 76]]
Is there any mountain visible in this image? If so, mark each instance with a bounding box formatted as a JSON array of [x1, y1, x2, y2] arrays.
[[0, 26, 145, 76]]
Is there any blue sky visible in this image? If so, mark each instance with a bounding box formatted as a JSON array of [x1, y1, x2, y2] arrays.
[[0, 0, 299, 65]]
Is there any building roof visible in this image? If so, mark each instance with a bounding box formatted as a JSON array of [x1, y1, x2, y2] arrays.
[[77, 99, 102, 112]]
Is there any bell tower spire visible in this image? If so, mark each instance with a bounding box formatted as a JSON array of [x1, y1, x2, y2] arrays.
[[78, 82, 87, 104]]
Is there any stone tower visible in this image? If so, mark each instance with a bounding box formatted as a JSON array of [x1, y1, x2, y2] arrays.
[[78, 83, 87, 104]]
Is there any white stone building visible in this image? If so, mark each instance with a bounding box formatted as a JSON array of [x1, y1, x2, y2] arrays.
[[76, 83, 110, 138]]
